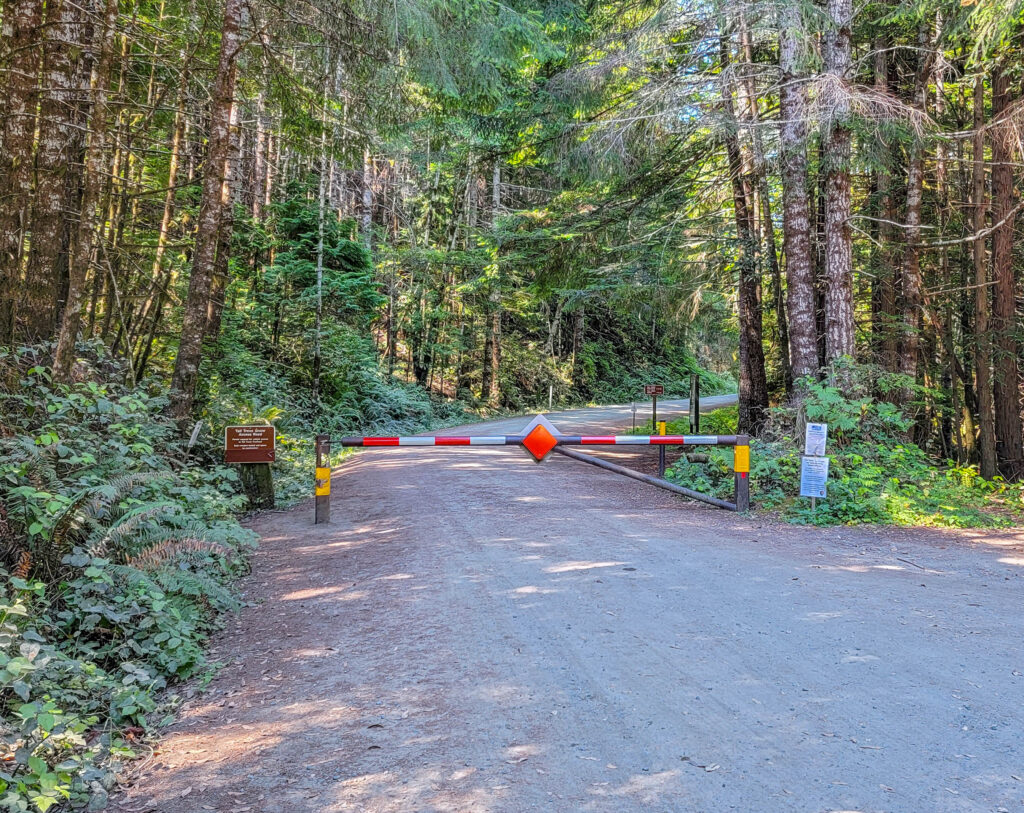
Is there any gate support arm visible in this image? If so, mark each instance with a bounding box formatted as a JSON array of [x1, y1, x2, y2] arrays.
[[553, 447, 739, 511]]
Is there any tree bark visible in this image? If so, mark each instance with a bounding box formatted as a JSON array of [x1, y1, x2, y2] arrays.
[[21, 0, 83, 342], [51, 0, 118, 380], [0, 0, 43, 346], [739, 14, 790, 393], [132, 73, 186, 370], [487, 162, 503, 405], [822, 0, 855, 362], [206, 100, 240, 341], [721, 36, 768, 435], [361, 147, 373, 251], [778, 3, 817, 386], [990, 66, 1023, 479], [167, 0, 242, 419], [870, 37, 899, 372], [972, 76, 997, 479], [896, 23, 935, 401]]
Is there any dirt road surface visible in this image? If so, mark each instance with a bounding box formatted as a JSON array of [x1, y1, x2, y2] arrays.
[[113, 398, 1024, 813]]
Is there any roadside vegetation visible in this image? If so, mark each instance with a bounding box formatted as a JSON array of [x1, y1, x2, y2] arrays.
[[3, 0, 1024, 807], [666, 365, 1024, 527]]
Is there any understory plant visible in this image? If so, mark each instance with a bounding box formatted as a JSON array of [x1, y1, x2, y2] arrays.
[[0, 346, 256, 810], [664, 364, 1024, 527]]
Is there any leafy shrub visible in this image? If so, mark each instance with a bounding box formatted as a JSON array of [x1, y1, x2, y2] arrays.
[[0, 347, 257, 810], [665, 364, 1024, 527]]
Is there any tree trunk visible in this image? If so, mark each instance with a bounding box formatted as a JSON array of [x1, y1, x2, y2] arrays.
[[990, 66, 1024, 479], [739, 14, 790, 394], [823, 0, 855, 362], [51, 0, 118, 380], [312, 53, 332, 405], [167, 0, 242, 419], [0, 0, 43, 346], [721, 36, 768, 435], [22, 0, 83, 342], [972, 76, 997, 479], [361, 147, 373, 251], [869, 37, 899, 372], [489, 163, 503, 406], [778, 3, 817, 386], [205, 100, 240, 342], [132, 74, 186, 369], [896, 23, 935, 402], [480, 311, 494, 401]]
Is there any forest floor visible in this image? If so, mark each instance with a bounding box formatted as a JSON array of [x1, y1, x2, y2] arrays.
[[111, 398, 1024, 813]]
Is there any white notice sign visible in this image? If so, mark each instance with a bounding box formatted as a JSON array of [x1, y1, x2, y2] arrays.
[[800, 455, 829, 498], [804, 423, 828, 456]]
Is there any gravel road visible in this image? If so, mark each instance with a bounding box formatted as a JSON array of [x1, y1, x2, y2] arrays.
[[113, 398, 1024, 813]]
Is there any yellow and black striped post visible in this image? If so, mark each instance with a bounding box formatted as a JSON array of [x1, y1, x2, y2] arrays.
[[315, 434, 331, 525], [733, 434, 750, 511]]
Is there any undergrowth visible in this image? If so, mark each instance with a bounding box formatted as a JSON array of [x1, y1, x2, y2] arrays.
[[664, 365, 1024, 527], [0, 346, 255, 811]]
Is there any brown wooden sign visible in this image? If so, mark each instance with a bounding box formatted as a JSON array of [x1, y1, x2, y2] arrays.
[[643, 384, 664, 396], [225, 425, 276, 463]]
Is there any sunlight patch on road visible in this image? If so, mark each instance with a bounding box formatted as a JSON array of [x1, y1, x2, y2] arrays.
[[544, 560, 627, 573], [281, 585, 358, 601]]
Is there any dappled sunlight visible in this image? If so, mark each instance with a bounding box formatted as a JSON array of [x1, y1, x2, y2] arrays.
[[472, 682, 531, 703], [802, 610, 849, 621], [586, 769, 682, 803], [511, 585, 559, 594], [998, 555, 1024, 566], [326, 765, 504, 812], [281, 584, 360, 601], [545, 560, 627, 573]]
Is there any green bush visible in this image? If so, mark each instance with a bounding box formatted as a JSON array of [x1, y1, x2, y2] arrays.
[[665, 364, 1024, 527], [0, 346, 256, 810]]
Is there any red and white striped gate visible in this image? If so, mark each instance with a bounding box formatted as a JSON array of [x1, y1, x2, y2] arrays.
[[313, 414, 749, 524]]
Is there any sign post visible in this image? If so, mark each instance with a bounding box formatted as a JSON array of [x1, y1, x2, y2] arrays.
[[689, 374, 700, 433], [643, 384, 664, 433], [225, 425, 276, 509]]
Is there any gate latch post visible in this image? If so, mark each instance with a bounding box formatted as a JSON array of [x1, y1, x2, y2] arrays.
[[733, 434, 750, 511]]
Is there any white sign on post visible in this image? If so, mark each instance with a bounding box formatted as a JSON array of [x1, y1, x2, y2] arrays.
[[800, 455, 830, 498], [804, 422, 828, 456]]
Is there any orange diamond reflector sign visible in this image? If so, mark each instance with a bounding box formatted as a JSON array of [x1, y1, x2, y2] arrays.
[[519, 414, 561, 462]]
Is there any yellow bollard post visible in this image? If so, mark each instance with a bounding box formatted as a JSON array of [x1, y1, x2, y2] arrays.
[[733, 435, 750, 511], [314, 434, 331, 524], [658, 420, 667, 478]]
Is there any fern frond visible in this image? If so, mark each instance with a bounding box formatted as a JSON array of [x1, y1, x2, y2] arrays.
[[86, 503, 176, 558], [50, 488, 102, 552], [154, 567, 239, 612], [13, 551, 31, 579], [83, 473, 162, 522], [126, 538, 234, 570]]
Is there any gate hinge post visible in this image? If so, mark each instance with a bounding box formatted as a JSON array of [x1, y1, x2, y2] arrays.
[[315, 434, 331, 524]]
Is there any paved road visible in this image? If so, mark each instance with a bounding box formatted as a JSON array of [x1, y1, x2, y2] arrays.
[[115, 399, 1024, 813]]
